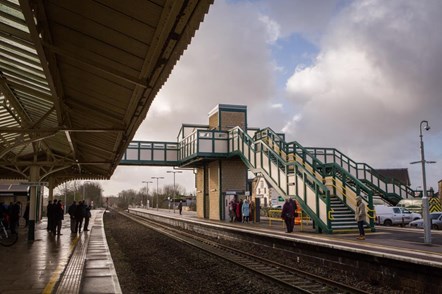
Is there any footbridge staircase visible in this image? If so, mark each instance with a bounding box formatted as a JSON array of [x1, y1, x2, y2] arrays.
[[119, 123, 423, 233], [256, 128, 416, 206]]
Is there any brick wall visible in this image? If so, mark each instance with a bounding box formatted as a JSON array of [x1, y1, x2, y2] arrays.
[[221, 158, 247, 192], [220, 112, 245, 130], [196, 167, 204, 218], [209, 113, 218, 130], [208, 161, 220, 220]]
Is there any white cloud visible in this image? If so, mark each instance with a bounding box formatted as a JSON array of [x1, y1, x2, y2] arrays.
[[101, 0, 283, 196], [284, 0, 442, 187], [259, 15, 281, 44], [100, 0, 442, 197]]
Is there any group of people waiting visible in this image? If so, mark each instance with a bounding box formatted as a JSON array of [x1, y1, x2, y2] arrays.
[[46, 200, 65, 235], [0, 201, 28, 234], [228, 198, 255, 223], [67, 200, 92, 234]]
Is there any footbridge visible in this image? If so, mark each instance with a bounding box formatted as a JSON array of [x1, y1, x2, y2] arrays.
[[120, 104, 417, 234]]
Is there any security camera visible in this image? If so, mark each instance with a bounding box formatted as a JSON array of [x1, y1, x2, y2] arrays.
[[425, 125, 431, 131]]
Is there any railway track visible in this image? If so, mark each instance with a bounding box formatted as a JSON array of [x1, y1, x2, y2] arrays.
[[120, 210, 369, 294]]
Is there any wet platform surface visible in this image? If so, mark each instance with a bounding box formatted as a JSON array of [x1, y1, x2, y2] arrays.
[[0, 209, 120, 294], [3, 207, 442, 294]]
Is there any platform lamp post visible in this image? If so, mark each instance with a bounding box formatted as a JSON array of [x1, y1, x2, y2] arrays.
[[142, 180, 153, 208], [167, 170, 182, 213], [410, 120, 436, 245], [151, 177, 164, 210]]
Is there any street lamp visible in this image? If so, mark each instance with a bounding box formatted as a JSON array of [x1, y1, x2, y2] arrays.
[[151, 176, 164, 210], [410, 120, 436, 245], [142, 180, 153, 208], [167, 170, 182, 213]]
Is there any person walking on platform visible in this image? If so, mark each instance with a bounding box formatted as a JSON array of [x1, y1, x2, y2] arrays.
[[355, 197, 366, 240], [177, 201, 183, 215], [281, 198, 295, 233], [75, 201, 84, 233], [84, 203, 91, 231], [242, 199, 250, 223], [54, 200, 64, 235], [46, 200, 54, 232], [68, 201, 77, 234]]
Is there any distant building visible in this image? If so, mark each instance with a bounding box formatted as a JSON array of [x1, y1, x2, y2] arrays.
[[250, 176, 284, 208], [251, 176, 270, 207]]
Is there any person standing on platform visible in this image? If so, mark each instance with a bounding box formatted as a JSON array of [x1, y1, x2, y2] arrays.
[[177, 201, 183, 215], [236, 199, 243, 222], [46, 200, 53, 232], [68, 201, 77, 234], [355, 197, 366, 240], [54, 200, 64, 235], [23, 202, 29, 228], [228, 199, 235, 222], [281, 198, 294, 233], [249, 199, 255, 223], [75, 201, 84, 233], [242, 199, 250, 223], [289, 198, 297, 230], [84, 203, 91, 231], [9, 201, 20, 234]]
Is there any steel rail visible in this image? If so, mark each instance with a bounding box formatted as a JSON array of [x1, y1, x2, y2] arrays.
[[120, 210, 369, 294]]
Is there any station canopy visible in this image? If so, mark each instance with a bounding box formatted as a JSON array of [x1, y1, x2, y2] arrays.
[[0, 0, 213, 186]]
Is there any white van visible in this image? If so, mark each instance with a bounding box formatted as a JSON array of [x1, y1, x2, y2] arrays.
[[375, 205, 422, 226], [271, 195, 285, 209]]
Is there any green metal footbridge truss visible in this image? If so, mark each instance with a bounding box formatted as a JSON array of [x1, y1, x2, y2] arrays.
[[120, 125, 416, 234]]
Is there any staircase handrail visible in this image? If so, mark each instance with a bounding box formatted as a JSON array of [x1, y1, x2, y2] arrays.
[[256, 127, 375, 227], [254, 128, 326, 177], [257, 127, 412, 203], [306, 147, 415, 200], [230, 127, 333, 233]]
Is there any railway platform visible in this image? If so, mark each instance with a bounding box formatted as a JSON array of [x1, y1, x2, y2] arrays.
[[0, 209, 121, 294], [130, 207, 442, 266], [3, 207, 442, 293], [129, 207, 442, 292]]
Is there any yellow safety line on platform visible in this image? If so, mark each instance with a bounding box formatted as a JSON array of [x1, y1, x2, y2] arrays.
[[42, 236, 80, 294]]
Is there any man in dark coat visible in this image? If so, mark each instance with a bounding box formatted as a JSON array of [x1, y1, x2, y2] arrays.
[[83, 203, 91, 231], [75, 201, 84, 233], [46, 200, 53, 232], [54, 200, 64, 235], [68, 201, 77, 234], [23, 202, 29, 228], [9, 201, 20, 234]]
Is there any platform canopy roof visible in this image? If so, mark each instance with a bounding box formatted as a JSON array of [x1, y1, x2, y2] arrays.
[[0, 0, 213, 187]]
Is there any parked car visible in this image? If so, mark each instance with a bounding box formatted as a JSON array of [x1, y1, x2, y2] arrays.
[[409, 212, 442, 230], [375, 205, 422, 226], [397, 199, 423, 214]]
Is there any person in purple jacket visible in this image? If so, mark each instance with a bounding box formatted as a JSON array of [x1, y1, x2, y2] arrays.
[[281, 198, 296, 233]]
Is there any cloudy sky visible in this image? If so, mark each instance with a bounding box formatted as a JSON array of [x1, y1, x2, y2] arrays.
[[98, 0, 442, 197]]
